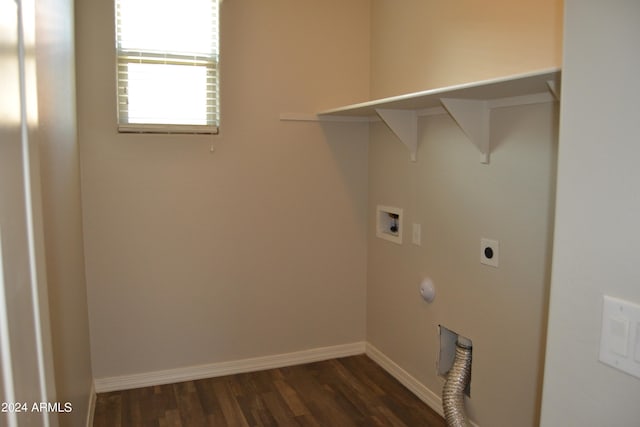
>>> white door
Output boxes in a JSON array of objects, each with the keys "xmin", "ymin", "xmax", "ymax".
[{"xmin": 0, "ymin": 0, "xmax": 58, "ymax": 425}]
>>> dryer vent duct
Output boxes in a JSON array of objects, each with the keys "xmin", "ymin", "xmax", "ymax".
[{"xmin": 442, "ymin": 337, "xmax": 472, "ymax": 427}]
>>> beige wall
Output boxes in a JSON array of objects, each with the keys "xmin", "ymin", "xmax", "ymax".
[
  {"xmin": 75, "ymin": 0, "xmax": 370, "ymax": 379},
  {"xmin": 370, "ymin": 0, "xmax": 563, "ymax": 98},
  {"xmin": 74, "ymin": 3, "xmax": 569, "ymax": 425},
  {"xmin": 36, "ymin": 0, "xmax": 94, "ymax": 424},
  {"xmin": 367, "ymin": 1, "xmax": 562, "ymax": 425},
  {"xmin": 541, "ymin": 1, "xmax": 640, "ymax": 425},
  {"xmin": 367, "ymin": 105, "xmax": 558, "ymax": 426}
]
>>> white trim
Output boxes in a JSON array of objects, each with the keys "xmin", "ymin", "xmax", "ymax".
[
  {"xmin": 318, "ymin": 67, "xmax": 560, "ymax": 116},
  {"xmin": 117, "ymin": 123, "xmax": 219, "ymax": 134},
  {"xmin": 94, "ymin": 342, "xmax": 366, "ymax": 393},
  {"xmin": 365, "ymin": 343, "xmax": 480, "ymax": 427},
  {"xmin": 281, "ymin": 92, "xmax": 555, "ymax": 125},
  {"xmin": 85, "ymin": 381, "xmax": 96, "ymax": 427},
  {"xmin": 92, "ymin": 341, "xmax": 480, "ymax": 425},
  {"xmin": 365, "ymin": 343, "xmax": 443, "ymax": 416},
  {"xmin": 0, "ymin": 227, "xmax": 17, "ymax": 427}
]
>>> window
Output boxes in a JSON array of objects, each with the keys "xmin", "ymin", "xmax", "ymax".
[{"xmin": 115, "ymin": 0, "xmax": 219, "ymax": 134}]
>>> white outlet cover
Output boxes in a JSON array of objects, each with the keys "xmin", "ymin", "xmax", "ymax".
[{"xmin": 480, "ymin": 238, "xmax": 499, "ymax": 267}]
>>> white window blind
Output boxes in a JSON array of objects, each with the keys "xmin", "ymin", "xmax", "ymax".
[{"xmin": 115, "ymin": 0, "xmax": 219, "ymax": 134}]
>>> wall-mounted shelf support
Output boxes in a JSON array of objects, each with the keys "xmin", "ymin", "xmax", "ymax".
[
  {"xmin": 546, "ymin": 80, "xmax": 560, "ymax": 101},
  {"xmin": 440, "ymin": 99, "xmax": 491, "ymax": 164},
  {"xmin": 282, "ymin": 68, "xmax": 561, "ymax": 165},
  {"xmin": 375, "ymin": 109, "xmax": 418, "ymax": 161}
]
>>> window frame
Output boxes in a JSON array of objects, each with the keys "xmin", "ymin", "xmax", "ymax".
[{"xmin": 114, "ymin": 0, "xmax": 220, "ymax": 135}]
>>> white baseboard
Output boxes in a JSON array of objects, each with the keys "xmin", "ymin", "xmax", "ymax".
[
  {"xmin": 93, "ymin": 341, "xmax": 478, "ymax": 426},
  {"xmin": 365, "ymin": 343, "xmax": 480, "ymax": 427},
  {"xmin": 365, "ymin": 343, "xmax": 445, "ymax": 416},
  {"xmin": 94, "ymin": 341, "xmax": 366, "ymax": 393},
  {"xmin": 85, "ymin": 380, "xmax": 96, "ymax": 427}
]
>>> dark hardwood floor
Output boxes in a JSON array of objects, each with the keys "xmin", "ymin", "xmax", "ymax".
[{"xmin": 93, "ymin": 354, "xmax": 447, "ymax": 427}]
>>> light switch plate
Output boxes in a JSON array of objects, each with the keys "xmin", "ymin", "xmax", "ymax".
[
  {"xmin": 412, "ymin": 223, "xmax": 421, "ymax": 246},
  {"xmin": 635, "ymin": 323, "xmax": 640, "ymax": 363},
  {"xmin": 599, "ymin": 295, "xmax": 640, "ymax": 379}
]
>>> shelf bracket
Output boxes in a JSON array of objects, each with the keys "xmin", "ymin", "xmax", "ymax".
[
  {"xmin": 440, "ymin": 98, "xmax": 491, "ymax": 164},
  {"xmin": 375, "ymin": 108, "xmax": 418, "ymax": 162},
  {"xmin": 546, "ymin": 79, "xmax": 560, "ymax": 101}
]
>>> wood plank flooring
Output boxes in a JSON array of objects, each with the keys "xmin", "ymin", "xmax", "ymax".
[{"xmin": 93, "ymin": 355, "xmax": 446, "ymax": 427}]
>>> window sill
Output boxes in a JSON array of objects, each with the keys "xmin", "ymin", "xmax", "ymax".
[{"xmin": 117, "ymin": 124, "xmax": 219, "ymax": 135}]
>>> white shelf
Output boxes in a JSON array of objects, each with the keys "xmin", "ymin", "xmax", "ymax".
[{"xmin": 317, "ymin": 68, "xmax": 561, "ymax": 163}]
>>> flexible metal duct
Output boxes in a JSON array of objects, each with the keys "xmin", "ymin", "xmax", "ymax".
[{"xmin": 442, "ymin": 338, "xmax": 472, "ymax": 427}]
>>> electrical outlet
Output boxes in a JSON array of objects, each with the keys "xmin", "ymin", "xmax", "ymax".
[{"xmin": 480, "ymin": 238, "xmax": 499, "ymax": 268}]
